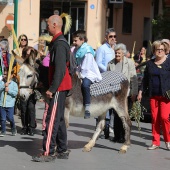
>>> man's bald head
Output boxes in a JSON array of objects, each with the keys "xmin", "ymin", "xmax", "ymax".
[
  {"xmin": 49, "ymin": 15, "xmax": 63, "ymax": 28},
  {"xmin": 47, "ymin": 15, "xmax": 63, "ymax": 36}
]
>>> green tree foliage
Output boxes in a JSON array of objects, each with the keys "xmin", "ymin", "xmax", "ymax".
[{"xmin": 152, "ymin": 8, "xmax": 170, "ymax": 39}]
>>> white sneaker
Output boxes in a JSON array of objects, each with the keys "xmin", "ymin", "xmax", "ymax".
[
  {"xmin": 12, "ymin": 129, "xmax": 17, "ymax": 136},
  {"xmin": 0, "ymin": 132, "xmax": 6, "ymax": 137},
  {"xmin": 109, "ymin": 127, "xmax": 113, "ymax": 133},
  {"xmin": 147, "ymin": 144, "xmax": 159, "ymax": 150},
  {"xmin": 165, "ymin": 142, "xmax": 170, "ymax": 150}
]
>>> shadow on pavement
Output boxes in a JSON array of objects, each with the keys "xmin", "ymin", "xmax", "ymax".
[
  {"xmin": 68, "ymin": 129, "xmax": 94, "ymax": 138},
  {"xmin": 0, "ymin": 137, "xmax": 42, "ymax": 156},
  {"xmin": 69, "ymin": 123, "xmax": 95, "ymax": 131},
  {"xmin": 68, "ymin": 140, "xmax": 119, "ymax": 152}
]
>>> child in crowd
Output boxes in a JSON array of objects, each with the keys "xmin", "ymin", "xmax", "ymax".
[
  {"xmin": 72, "ymin": 30, "xmax": 102, "ymax": 119},
  {"xmin": 0, "ymin": 68, "xmax": 18, "ymax": 137}
]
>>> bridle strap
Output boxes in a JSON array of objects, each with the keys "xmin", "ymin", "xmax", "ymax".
[{"xmin": 19, "ymin": 86, "xmax": 33, "ymax": 89}]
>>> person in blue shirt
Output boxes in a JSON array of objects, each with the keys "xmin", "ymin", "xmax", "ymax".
[
  {"xmin": 95, "ymin": 28, "xmax": 116, "ymax": 139},
  {"xmin": 96, "ymin": 28, "xmax": 116, "ymax": 72},
  {"xmin": 0, "ymin": 68, "xmax": 18, "ymax": 137}
]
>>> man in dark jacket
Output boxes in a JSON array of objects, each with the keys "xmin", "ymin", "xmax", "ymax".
[{"xmin": 32, "ymin": 14, "xmax": 72, "ymax": 162}]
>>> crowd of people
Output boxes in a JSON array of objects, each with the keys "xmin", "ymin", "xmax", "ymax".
[{"xmin": 0, "ymin": 14, "xmax": 170, "ymax": 162}]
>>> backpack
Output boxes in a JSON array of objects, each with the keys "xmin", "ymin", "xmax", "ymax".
[{"xmin": 57, "ymin": 39, "xmax": 77, "ymax": 76}]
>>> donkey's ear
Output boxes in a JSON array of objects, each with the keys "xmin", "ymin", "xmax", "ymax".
[{"xmin": 12, "ymin": 50, "xmax": 24, "ymax": 65}]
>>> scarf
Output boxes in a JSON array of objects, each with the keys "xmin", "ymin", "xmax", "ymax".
[{"xmin": 76, "ymin": 42, "xmax": 95, "ymax": 65}]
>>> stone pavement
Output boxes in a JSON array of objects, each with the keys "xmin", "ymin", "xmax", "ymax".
[{"xmin": 0, "ymin": 102, "xmax": 169, "ymax": 170}]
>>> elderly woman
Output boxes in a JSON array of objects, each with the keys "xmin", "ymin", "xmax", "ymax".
[
  {"xmin": 137, "ymin": 40, "xmax": 170, "ymax": 150},
  {"xmin": 107, "ymin": 43, "xmax": 138, "ymax": 143},
  {"xmin": 0, "ymin": 39, "xmax": 11, "ymax": 75}
]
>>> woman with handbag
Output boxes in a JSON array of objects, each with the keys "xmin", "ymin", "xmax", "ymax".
[{"xmin": 137, "ymin": 40, "xmax": 170, "ymax": 150}]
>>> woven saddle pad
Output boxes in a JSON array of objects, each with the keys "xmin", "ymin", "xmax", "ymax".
[{"xmin": 90, "ymin": 71, "xmax": 127, "ymax": 97}]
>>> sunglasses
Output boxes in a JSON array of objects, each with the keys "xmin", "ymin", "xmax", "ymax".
[
  {"xmin": 21, "ymin": 39, "xmax": 27, "ymax": 41},
  {"xmin": 156, "ymin": 49, "xmax": 164, "ymax": 52},
  {"xmin": 109, "ymin": 35, "xmax": 117, "ymax": 39}
]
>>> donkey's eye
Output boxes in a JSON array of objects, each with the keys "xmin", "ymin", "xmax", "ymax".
[{"xmin": 27, "ymin": 74, "xmax": 33, "ymax": 78}]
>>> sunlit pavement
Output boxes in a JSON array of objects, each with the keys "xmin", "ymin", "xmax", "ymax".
[{"xmin": 0, "ymin": 102, "xmax": 169, "ymax": 170}]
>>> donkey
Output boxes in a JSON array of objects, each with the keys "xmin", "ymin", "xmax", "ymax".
[{"xmin": 13, "ymin": 49, "xmax": 132, "ymax": 154}]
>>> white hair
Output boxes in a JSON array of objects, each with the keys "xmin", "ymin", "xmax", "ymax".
[
  {"xmin": 114, "ymin": 43, "xmax": 127, "ymax": 55},
  {"xmin": 0, "ymin": 40, "xmax": 9, "ymax": 51}
]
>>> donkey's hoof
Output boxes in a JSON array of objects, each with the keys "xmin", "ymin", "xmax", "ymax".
[
  {"xmin": 65, "ymin": 123, "xmax": 69, "ymax": 128},
  {"xmin": 119, "ymin": 145, "xmax": 129, "ymax": 154},
  {"xmin": 82, "ymin": 146, "xmax": 91, "ymax": 152},
  {"xmin": 118, "ymin": 149, "xmax": 127, "ymax": 154}
]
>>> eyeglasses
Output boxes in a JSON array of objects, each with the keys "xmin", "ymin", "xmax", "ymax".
[
  {"xmin": 156, "ymin": 49, "xmax": 164, "ymax": 52},
  {"xmin": 21, "ymin": 39, "xmax": 27, "ymax": 41},
  {"xmin": 109, "ymin": 35, "xmax": 117, "ymax": 39}
]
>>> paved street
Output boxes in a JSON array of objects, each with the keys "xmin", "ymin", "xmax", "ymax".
[{"xmin": 0, "ymin": 102, "xmax": 169, "ymax": 170}]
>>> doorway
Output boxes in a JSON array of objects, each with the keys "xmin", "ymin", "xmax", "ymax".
[
  {"xmin": 143, "ymin": 17, "xmax": 151, "ymax": 54},
  {"xmin": 40, "ymin": 1, "xmax": 86, "ymax": 44}
]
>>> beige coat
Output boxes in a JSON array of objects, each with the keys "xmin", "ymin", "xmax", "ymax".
[{"xmin": 107, "ymin": 57, "xmax": 138, "ymax": 96}]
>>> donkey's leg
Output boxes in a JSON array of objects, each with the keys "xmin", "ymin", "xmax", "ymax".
[
  {"xmin": 119, "ymin": 116, "xmax": 132, "ymax": 154},
  {"xmin": 64, "ymin": 108, "xmax": 70, "ymax": 128},
  {"xmin": 83, "ymin": 114, "xmax": 106, "ymax": 152}
]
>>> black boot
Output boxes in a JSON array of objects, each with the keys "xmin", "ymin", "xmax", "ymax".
[
  {"xmin": 104, "ymin": 119, "xmax": 110, "ymax": 139},
  {"xmin": 28, "ymin": 127, "xmax": 34, "ymax": 136},
  {"xmin": 20, "ymin": 128, "xmax": 27, "ymax": 135},
  {"xmin": 104, "ymin": 125, "xmax": 109, "ymax": 139}
]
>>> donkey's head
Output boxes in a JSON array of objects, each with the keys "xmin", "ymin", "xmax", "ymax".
[
  {"xmin": 12, "ymin": 47, "xmax": 39, "ymax": 101},
  {"xmin": 18, "ymin": 64, "xmax": 38, "ymax": 101},
  {"xmin": 12, "ymin": 46, "xmax": 38, "ymax": 67}
]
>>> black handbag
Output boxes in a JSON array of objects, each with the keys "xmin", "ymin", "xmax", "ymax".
[{"xmin": 165, "ymin": 90, "xmax": 170, "ymax": 100}]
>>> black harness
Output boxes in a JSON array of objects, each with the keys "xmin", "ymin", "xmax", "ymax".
[{"xmin": 19, "ymin": 85, "xmax": 34, "ymax": 89}]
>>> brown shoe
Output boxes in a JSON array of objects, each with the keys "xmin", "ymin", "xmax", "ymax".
[
  {"xmin": 147, "ymin": 144, "xmax": 159, "ymax": 150},
  {"xmin": 165, "ymin": 142, "xmax": 170, "ymax": 150}
]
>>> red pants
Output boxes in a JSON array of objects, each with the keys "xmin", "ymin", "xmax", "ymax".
[{"xmin": 150, "ymin": 96, "xmax": 170, "ymax": 146}]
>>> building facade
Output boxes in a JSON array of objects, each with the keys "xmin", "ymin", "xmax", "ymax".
[{"xmin": 0, "ymin": 0, "xmax": 157, "ymax": 54}]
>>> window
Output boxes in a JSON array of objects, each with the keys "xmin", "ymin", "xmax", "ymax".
[
  {"xmin": 122, "ymin": 2, "xmax": 133, "ymax": 34},
  {"xmin": 108, "ymin": 0, "xmax": 123, "ymax": 3}
]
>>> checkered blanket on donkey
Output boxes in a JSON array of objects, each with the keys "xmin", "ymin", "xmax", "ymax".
[{"xmin": 90, "ymin": 71, "xmax": 127, "ymax": 96}]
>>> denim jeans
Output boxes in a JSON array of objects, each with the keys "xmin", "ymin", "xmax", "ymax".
[
  {"xmin": 81, "ymin": 77, "xmax": 92, "ymax": 105},
  {"xmin": 0, "ymin": 106, "xmax": 15, "ymax": 132}
]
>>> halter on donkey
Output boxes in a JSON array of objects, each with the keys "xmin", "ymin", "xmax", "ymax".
[{"xmin": 12, "ymin": 47, "xmax": 39, "ymax": 101}]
